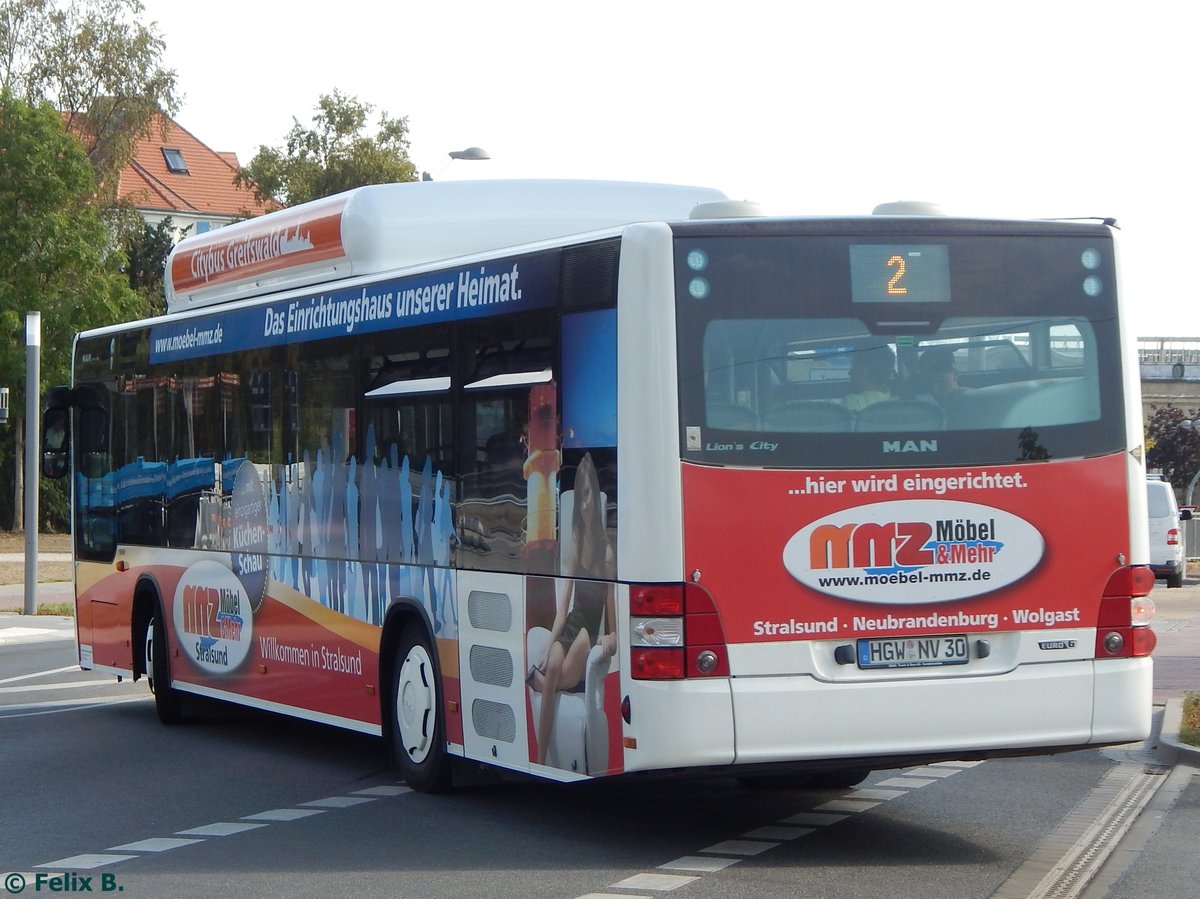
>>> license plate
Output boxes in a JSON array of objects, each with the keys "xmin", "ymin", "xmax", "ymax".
[{"xmin": 857, "ymin": 634, "xmax": 970, "ymax": 669}]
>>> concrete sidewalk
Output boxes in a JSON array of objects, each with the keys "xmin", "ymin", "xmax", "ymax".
[
  {"xmin": 0, "ymin": 579, "xmax": 74, "ymax": 613},
  {"xmin": 1146, "ymin": 578, "xmax": 1200, "ymax": 763}
]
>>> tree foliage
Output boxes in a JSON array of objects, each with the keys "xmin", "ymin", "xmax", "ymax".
[
  {"xmin": 0, "ymin": 0, "xmax": 177, "ymax": 530},
  {"xmin": 0, "ymin": 0, "xmax": 178, "ymax": 199},
  {"xmin": 237, "ymin": 90, "xmax": 418, "ymax": 206},
  {"xmin": 0, "ymin": 89, "xmax": 152, "ymax": 528},
  {"xmin": 111, "ymin": 209, "xmax": 183, "ymax": 309},
  {"xmin": 1145, "ymin": 404, "xmax": 1200, "ymax": 495}
]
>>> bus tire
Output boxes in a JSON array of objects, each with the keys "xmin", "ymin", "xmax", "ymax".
[
  {"xmin": 390, "ymin": 622, "xmax": 451, "ymax": 792},
  {"xmin": 146, "ymin": 608, "xmax": 184, "ymax": 724},
  {"xmin": 1167, "ymin": 569, "xmax": 1184, "ymax": 588}
]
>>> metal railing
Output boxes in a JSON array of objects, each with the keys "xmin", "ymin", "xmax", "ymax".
[{"xmin": 1138, "ymin": 337, "xmax": 1200, "ymax": 366}]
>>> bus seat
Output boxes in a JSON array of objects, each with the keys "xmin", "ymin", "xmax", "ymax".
[
  {"xmin": 706, "ymin": 402, "xmax": 759, "ymax": 430},
  {"xmin": 1002, "ymin": 379, "xmax": 1098, "ymax": 428},
  {"xmin": 763, "ymin": 401, "xmax": 853, "ymax": 433},
  {"xmin": 854, "ymin": 399, "xmax": 946, "ymax": 432}
]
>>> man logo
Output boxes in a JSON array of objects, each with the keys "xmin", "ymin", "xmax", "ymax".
[{"xmin": 883, "ymin": 439, "xmax": 938, "ymax": 453}]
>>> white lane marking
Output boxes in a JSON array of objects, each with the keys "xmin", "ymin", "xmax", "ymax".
[
  {"xmin": 0, "ymin": 665, "xmax": 77, "ymax": 684},
  {"xmin": 36, "ymin": 855, "xmax": 136, "ymax": 870},
  {"xmin": 300, "ymin": 796, "xmax": 378, "ymax": 808},
  {"xmin": 814, "ymin": 798, "xmax": 882, "ymax": 813},
  {"xmin": 0, "ymin": 696, "xmax": 147, "ymax": 718},
  {"xmin": 876, "ymin": 776, "xmax": 938, "ymax": 788},
  {"xmin": 612, "ymin": 872, "xmax": 699, "ymax": 891},
  {"xmin": 699, "ymin": 839, "xmax": 779, "ymax": 856},
  {"xmin": 0, "ymin": 680, "xmax": 129, "ymax": 694},
  {"xmin": 742, "ymin": 825, "xmax": 813, "ymax": 840},
  {"xmin": 31, "ymin": 781, "xmax": 413, "ymax": 874},
  {"xmin": 241, "ymin": 808, "xmax": 327, "ymax": 822},
  {"xmin": 0, "ymin": 628, "xmax": 73, "ymax": 645},
  {"xmin": 176, "ymin": 822, "xmax": 267, "ymax": 837},
  {"xmin": 658, "ymin": 856, "xmax": 740, "ymax": 873},
  {"xmin": 904, "ymin": 766, "xmax": 962, "ymax": 778},
  {"xmin": 352, "ymin": 785, "xmax": 412, "ymax": 797},
  {"xmin": 581, "ymin": 761, "xmax": 985, "ymax": 899},
  {"xmin": 845, "ymin": 787, "xmax": 908, "ymax": 801},
  {"xmin": 108, "ymin": 838, "xmax": 203, "ymax": 852},
  {"xmin": 779, "ymin": 811, "xmax": 849, "ymax": 826}
]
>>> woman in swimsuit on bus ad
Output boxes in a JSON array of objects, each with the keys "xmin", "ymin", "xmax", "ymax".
[{"xmin": 528, "ymin": 452, "xmax": 616, "ymax": 767}]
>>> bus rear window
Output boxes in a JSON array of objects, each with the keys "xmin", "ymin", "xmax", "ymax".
[
  {"xmin": 701, "ymin": 317, "xmax": 1100, "ymax": 433},
  {"xmin": 675, "ymin": 229, "xmax": 1126, "ymax": 468}
]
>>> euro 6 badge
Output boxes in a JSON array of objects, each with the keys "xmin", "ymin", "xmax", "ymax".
[{"xmin": 783, "ymin": 499, "xmax": 1044, "ymax": 603}]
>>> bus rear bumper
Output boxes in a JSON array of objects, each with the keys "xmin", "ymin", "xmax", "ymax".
[{"xmin": 727, "ymin": 658, "xmax": 1152, "ymax": 766}]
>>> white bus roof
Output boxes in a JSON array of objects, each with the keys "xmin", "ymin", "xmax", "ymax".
[{"xmin": 164, "ymin": 179, "xmax": 729, "ymax": 313}]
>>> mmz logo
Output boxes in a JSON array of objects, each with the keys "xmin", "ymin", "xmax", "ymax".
[
  {"xmin": 809, "ymin": 516, "xmax": 999, "ymax": 569},
  {"xmin": 782, "ymin": 499, "xmax": 1044, "ymax": 604}
]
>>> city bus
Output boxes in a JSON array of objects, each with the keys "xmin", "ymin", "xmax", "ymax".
[{"xmin": 42, "ymin": 180, "xmax": 1155, "ymax": 792}]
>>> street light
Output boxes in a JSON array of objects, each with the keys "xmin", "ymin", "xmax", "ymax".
[
  {"xmin": 449, "ymin": 146, "xmax": 490, "ymax": 161},
  {"xmin": 421, "ymin": 146, "xmax": 491, "ymax": 181}
]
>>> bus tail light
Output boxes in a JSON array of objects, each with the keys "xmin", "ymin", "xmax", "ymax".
[
  {"xmin": 1096, "ymin": 567, "xmax": 1156, "ymax": 659},
  {"xmin": 1167, "ymin": 528, "xmax": 1180, "ymax": 546},
  {"xmin": 629, "ymin": 583, "xmax": 729, "ymax": 679}
]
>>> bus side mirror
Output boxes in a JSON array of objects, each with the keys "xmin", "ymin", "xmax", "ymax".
[
  {"xmin": 1181, "ymin": 508, "xmax": 1194, "ymax": 522},
  {"xmin": 41, "ymin": 387, "xmax": 72, "ymax": 480}
]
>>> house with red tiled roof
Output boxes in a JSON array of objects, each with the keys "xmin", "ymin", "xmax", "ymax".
[{"xmin": 116, "ymin": 112, "xmax": 278, "ymax": 237}]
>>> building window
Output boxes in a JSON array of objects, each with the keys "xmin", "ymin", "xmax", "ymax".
[{"xmin": 162, "ymin": 147, "xmax": 189, "ymax": 174}]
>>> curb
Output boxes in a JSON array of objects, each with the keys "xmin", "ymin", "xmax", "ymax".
[{"xmin": 1158, "ymin": 697, "xmax": 1200, "ymax": 766}]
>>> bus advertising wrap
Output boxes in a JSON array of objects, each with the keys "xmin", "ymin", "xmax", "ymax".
[
  {"xmin": 682, "ymin": 453, "xmax": 1129, "ymax": 643},
  {"xmin": 151, "ymin": 251, "xmax": 560, "ymax": 363},
  {"xmin": 169, "ymin": 195, "xmax": 349, "ymax": 296}
]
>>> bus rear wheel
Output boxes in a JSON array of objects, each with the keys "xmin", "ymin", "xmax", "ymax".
[
  {"xmin": 390, "ymin": 623, "xmax": 451, "ymax": 793},
  {"xmin": 146, "ymin": 610, "xmax": 184, "ymax": 724}
]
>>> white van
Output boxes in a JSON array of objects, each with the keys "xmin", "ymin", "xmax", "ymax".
[{"xmin": 1147, "ymin": 476, "xmax": 1191, "ymax": 588}]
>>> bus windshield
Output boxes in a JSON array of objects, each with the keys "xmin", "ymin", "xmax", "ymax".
[{"xmin": 674, "ymin": 226, "xmax": 1126, "ymax": 468}]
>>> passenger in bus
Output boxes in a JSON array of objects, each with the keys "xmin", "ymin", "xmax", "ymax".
[
  {"xmin": 527, "ymin": 452, "xmax": 616, "ymax": 767},
  {"xmin": 916, "ymin": 347, "xmax": 964, "ymax": 404},
  {"xmin": 842, "ymin": 345, "xmax": 895, "ymax": 412}
]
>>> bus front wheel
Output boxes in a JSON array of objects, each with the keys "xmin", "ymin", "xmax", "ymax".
[
  {"xmin": 390, "ymin": 623, "xmax": 451, "ymax": 792},
  {"xmin": 146, "ymin": 609, "xmax": 184, "ymax": 724}
]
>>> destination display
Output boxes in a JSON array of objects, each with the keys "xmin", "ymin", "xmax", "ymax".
[{"xmin": 849, "ymin": 244, "xmax": 951, "ymax": 304}]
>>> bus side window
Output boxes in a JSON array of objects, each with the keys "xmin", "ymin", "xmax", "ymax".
[
  {"xmin": 459, "ymin": 318, "xmax": 555, "ymax": 575},
  {"xmin": 76, "ymin": 399, "xmax": 117, "ymax": 560}
]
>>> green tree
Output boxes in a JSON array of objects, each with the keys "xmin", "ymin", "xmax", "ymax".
[
  {"xmin": 1145, "ymin": 404, "xmax": 1200, "ymax": 494},
  {"xmin": 112, "ymin": 211, "xmax": 184, "ymax": 309},
  {"xmin": 0, "ymin": 0, "xmax": 179, "ymax": 199},
  {"xmin": 0, "ymin": 89, "xmax": 151, "ymax": 530},
  {"xmin": 238, "ymin": 90, "xmax": 418, "ymax": 206}
]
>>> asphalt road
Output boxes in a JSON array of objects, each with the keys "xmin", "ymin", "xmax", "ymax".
[{"xmin": 1, "ymin": 617, "xmax": 1197, "ymax": 899}]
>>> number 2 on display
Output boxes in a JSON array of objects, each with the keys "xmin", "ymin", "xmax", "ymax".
[{"xmin": 887, "ymin": 254, "xmax": 908, "ymax": 295}]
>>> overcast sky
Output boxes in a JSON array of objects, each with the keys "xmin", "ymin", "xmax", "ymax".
[{"xmin": 137, "ymin": 0, "xmax": 1195, "ymax": 338}]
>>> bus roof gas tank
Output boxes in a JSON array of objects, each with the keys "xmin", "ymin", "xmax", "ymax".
[
  {"xmin": 689, "ymin": 199, "xmax": 764, "ymax": 219},
  {"xmin": 872, "ymin": 200, "xmax": 946, "ymax": 216},
  {"xmin": 165, "ymin": 180, "xmax": 728, "ymax": 313}
]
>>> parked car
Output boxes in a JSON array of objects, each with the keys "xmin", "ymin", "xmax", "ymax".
[{"xmin": 1147, "ymin": 476, "xmax": 1192, "ymax": 588}]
